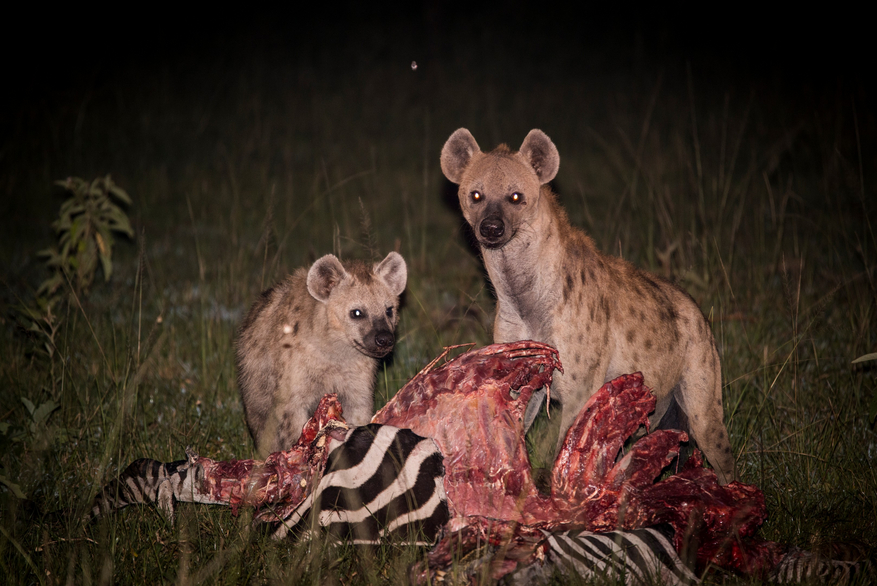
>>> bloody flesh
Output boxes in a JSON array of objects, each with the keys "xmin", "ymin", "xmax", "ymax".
[{"xmin": 374, "ymin": 342, "xmax": 785, "ymax": 581}]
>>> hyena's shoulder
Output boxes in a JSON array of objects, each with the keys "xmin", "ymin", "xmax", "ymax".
[{"xmin": 237, "ymin": 269, "xmax": 315, "ymax": 343}]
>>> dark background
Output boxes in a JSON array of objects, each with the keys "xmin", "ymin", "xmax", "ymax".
[
  {"xmin": 3, "ymin": 3, "xmax": 871, "ymax": 253},
  {"xmin": 5, "ymin": 3, "xmax": 869, "ymax": 109}
]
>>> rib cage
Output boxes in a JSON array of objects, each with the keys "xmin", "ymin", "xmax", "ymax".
[{"xmin": 271, "ymin": 424, "xmax": 449, "ymax": 545}]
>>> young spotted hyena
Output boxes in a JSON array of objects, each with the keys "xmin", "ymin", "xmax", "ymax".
[
  {"xmin": 236, "ymin": 252, "xmax": 407, "ymax": 457},
  {"xmin": 441, "ymin": 128, "xmax": 736, "ymax": 484}
]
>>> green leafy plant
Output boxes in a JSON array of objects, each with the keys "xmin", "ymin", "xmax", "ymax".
[
  {"xmin": 13, "ymin": 176, "xmax": 134, "ymax": 398},
  {"xmin": 0, "ymin": 399, "xmax": 63, "ymax": 499},
  {"xmin": 14, "ymin": 297, "xmax": 60, "ymax": 362},
  {"xmin": 38, "ymin": 175, "xmax": 134, "ymax": 297},
  {"xmin": 37, "ymin": 175, "xmax": 134, "ymax": 297},
  {"xmin": 0, "ymin": 423, "xmax": 26, "ymax": 499},
  {"xmin": 20, "ymin": 397, "xmax": 61, "ymax": 452}
]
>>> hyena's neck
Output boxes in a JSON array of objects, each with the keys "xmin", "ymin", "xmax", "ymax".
[{"xmin": 483, "ymin": 189, "xmax": 570, "ymax": 341}]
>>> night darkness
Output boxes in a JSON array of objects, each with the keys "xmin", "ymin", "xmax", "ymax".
[
  {"xmin": 5, "ymin": 4, "xmax": 870, "ymax": 108},
  {"xmin": 4, "ymin": 3, "xmax": 872, "ymax": 236}
]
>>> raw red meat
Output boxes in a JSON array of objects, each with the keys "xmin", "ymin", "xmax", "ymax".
[
  {"xmin": 187, "ymin": 394, "xmax": 349, "ymax": 522},
  {"xmin": 374, "ymin": 341, "xmax": 785, "ymax": 582},
  {"xmin": 374, "ymin": 341, "xmax": 561, "ymax": 529}
]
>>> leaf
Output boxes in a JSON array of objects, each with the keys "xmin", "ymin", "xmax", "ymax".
[
  {"xmin": 107, "ymin": 208, "xmax": 134, "ymax": 236},
  {"xmin": 37, "ymin": 246, "xmax": 59, "ymax": 260},
  {"xmin": 31, "ymin": 400, "xmax": 59, "ymax": 427},
  {"xmin": 70, "ymin": 216, "xmax": 84, "ymax": 242},
  {"xmin": 37, "ymin": 272, "xmax": 63, "ymax": 297},
  {"xmin": 0, "ymin": 475, "xmax": 26, "ymax": 499},
  {"xmin": 100, "ymin": 248, "xmax": 113, "ymax": 282},
  {"xmin": 21, "ymin": 397, "xmax": 35, "ymax": 415},
  {"xmin": 852, "ymin": 352, "xmax": 877, "ymax": 364},
  {"xmin": 108, "ymin": 184, "xmax": 132, "ymax": 205}
]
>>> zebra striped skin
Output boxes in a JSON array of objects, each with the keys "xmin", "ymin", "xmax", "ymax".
[
  {"xmin": 87, "ymin": 424, "xmax": 448, "ymax": 547},
  {"xmin": 86, "ymin": 451, "xmax": 222, "ymax": 525},
  {"xmin": 771, "ymin": 548, "xmax": 876, "ymax": 585},
  {"xmin": 271, "ymin": 424, "xmax": 449, "ymax": 545},
  {"xmin": 505, "ymin": 527, "xmax": 700, "ymax": 586}
]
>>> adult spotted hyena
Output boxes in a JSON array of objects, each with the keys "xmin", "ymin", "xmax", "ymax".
[
  {"xmin": 440, "ymin": 128, "xmax": 735, "ymax": 484},
  {"xmin": 236, "ymin": 252, "xmax": 407, "ymax": 457}
]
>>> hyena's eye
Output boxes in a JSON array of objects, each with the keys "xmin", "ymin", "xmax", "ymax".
[
  {"xmin": 509, "ymin": 192, "xmax": 524, "ymax": 204},
  {"xmin": 385, "ymin": 307, "xmax": 394, "ymax": 318},
  {"xmin": 349, "ymin": 309, "xmax": 365, "ymax": 319},
  {"xmin": 470, "ymin": 191, "xmax": 482, "ymax": 202}
]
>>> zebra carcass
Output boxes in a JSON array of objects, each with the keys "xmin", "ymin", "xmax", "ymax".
[
  {"xmin": 87, "ymin": 394, "xmax": 449, "ymax": 545},
  {"xmin": 374, "ymin": 341, "xmax": 872, "ymax": 585},
  {"xmin": 90, "ymin": 342, "xmax": 872, "ymax": 584}
]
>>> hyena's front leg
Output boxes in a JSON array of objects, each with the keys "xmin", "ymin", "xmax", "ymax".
[
  {"xmin": 494, "ymin": 311, "xmax": 543, "ymax": 430},
  {"xmin": 340, "ymin": 398, "xmax": 373, "ymax": 428},
  {"xmin": 552, "ymin": 374, "xmax": 601, "ymax": 453},
  {"xmin": 523, "ymin": 388, "xmax": 548, "ymax": 432},
  {"xmin": 265, "ymin": 404, "xmax": 311, "ymax": 457},
  {"xmin": 551, "ymin": 338, "xmax": 614, "ymax": 452}
]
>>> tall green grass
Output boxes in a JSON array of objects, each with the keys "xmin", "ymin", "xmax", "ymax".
[{"xmin": 1, "ymin": 24, "xmax": 874, "ymax": 585}]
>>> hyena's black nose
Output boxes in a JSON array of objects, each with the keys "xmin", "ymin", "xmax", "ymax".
[
  {"xmin": 480, "ymin": 217, "xmax": 505, "ymax": 240},
  {"xmin": 374, "ymin": 331, "xmax": 395, "ymax": 349}
]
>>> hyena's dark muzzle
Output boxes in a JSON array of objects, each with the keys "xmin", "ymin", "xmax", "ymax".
[
  {"xmin": 360, "ymin": 323, "xmax": 396, "ymax": 358},
  {"xmin": 477, "ymin": 215, "xmax": 510, "ymax": 249},
  {"xmin": 479, "ymin": 216, "xmax": 504, "ymax": 239},
  {"xmin": 473, "ymin": 200, "xmax": 514, "ymax": 249}
]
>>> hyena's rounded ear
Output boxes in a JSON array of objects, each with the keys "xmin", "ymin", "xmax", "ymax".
[
  {"xmin": 519, "ymin": 129, "xmax": 560, "ymax": 184},
  {"xmin": 440, "ymin": 128, "xmax": 481, "ymax": 184},
  {"xmin": 307, "ymin": 254, "xmax": 348, "ymax": 302},
  {"xmin": 374, "ymin": 251, "xmax": 407, "ymax": 297}
]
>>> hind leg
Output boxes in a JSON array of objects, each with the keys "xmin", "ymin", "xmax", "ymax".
[
  {"xmin": 677, "ymin": 364, "xmax": 736, "ymax": 485},
  {"xmin": 652, "ymin": 394, "xmax": 697, "ymax": 471}
]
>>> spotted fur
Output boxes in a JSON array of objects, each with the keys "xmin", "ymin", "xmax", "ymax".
[
  {"xmin": 237, "ymin": 252, "xmax": 407, "ymax": 457},
  {"xmin": 441, "ymin": 128, "xmax": 735, "ymax": 484}
]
